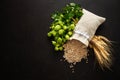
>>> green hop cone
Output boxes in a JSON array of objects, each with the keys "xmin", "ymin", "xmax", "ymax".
[
  {"xmin": 52, "ymin": 41, "xmax": 56, "ymax": 46},
  {"xmin": 65, "ymin": 35, "xmax": 70, "ymax": 40},
  {"xmin": 58, "ymin": 21, "xmax": 64, "ymax": 26},
  {"xmin": 58, "ymin": 29, "xmax": 64, "ymax": 35},
  {"xmin": 54, "ymin": 25, "xmax": 61, "ymax": 30},
  {"xmin": 68, "ymin": 31, "xmax": 73, "ymax": 36},
  {"xmin": 57, "ymin": 37, "xmax": 62, "ymax": 44},
  {"xmin": 63, "ymin": 25, "xmax": 67, "ymax": 30},
  {"xmin": 59, "ymin": 47, "xmax": 63, "ymax": 51},
  {"xmin": 55, "ymin": 46, "xmax": 59, "ymax": 51},
  {"xmin": 51, "ymin": 30, "xmax": 57, "ymax": 36},
  {"xmin": 47, "ymin": 32, "xmax": 52, "ymax": 37},
  {"xmin": 69, "ymin": 24, "xmax": 75, "ymax": 30}
]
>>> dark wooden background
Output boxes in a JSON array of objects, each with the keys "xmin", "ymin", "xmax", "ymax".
[{"xmin": 1, "ymin": 0, "xmax": 120, "ymax": 80}]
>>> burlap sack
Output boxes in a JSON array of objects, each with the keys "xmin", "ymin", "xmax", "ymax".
[{"xmin": 70, "ymin": 9, "xmax": 106, "ymax": 46}]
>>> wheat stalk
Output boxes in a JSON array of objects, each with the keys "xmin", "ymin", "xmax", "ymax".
[{"xmin": 89, "ymin": 35, "xmax": 112, "ymax": 69}]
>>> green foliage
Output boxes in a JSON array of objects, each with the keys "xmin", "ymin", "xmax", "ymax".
[{"xmin": 47, "ymin": 3, "xmax": 83, "ymax": 51}]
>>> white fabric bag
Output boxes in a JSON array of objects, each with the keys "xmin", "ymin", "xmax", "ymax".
[{"xmin": 70, "ymin": 9, "xmax": 106, "ymax": 46}]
